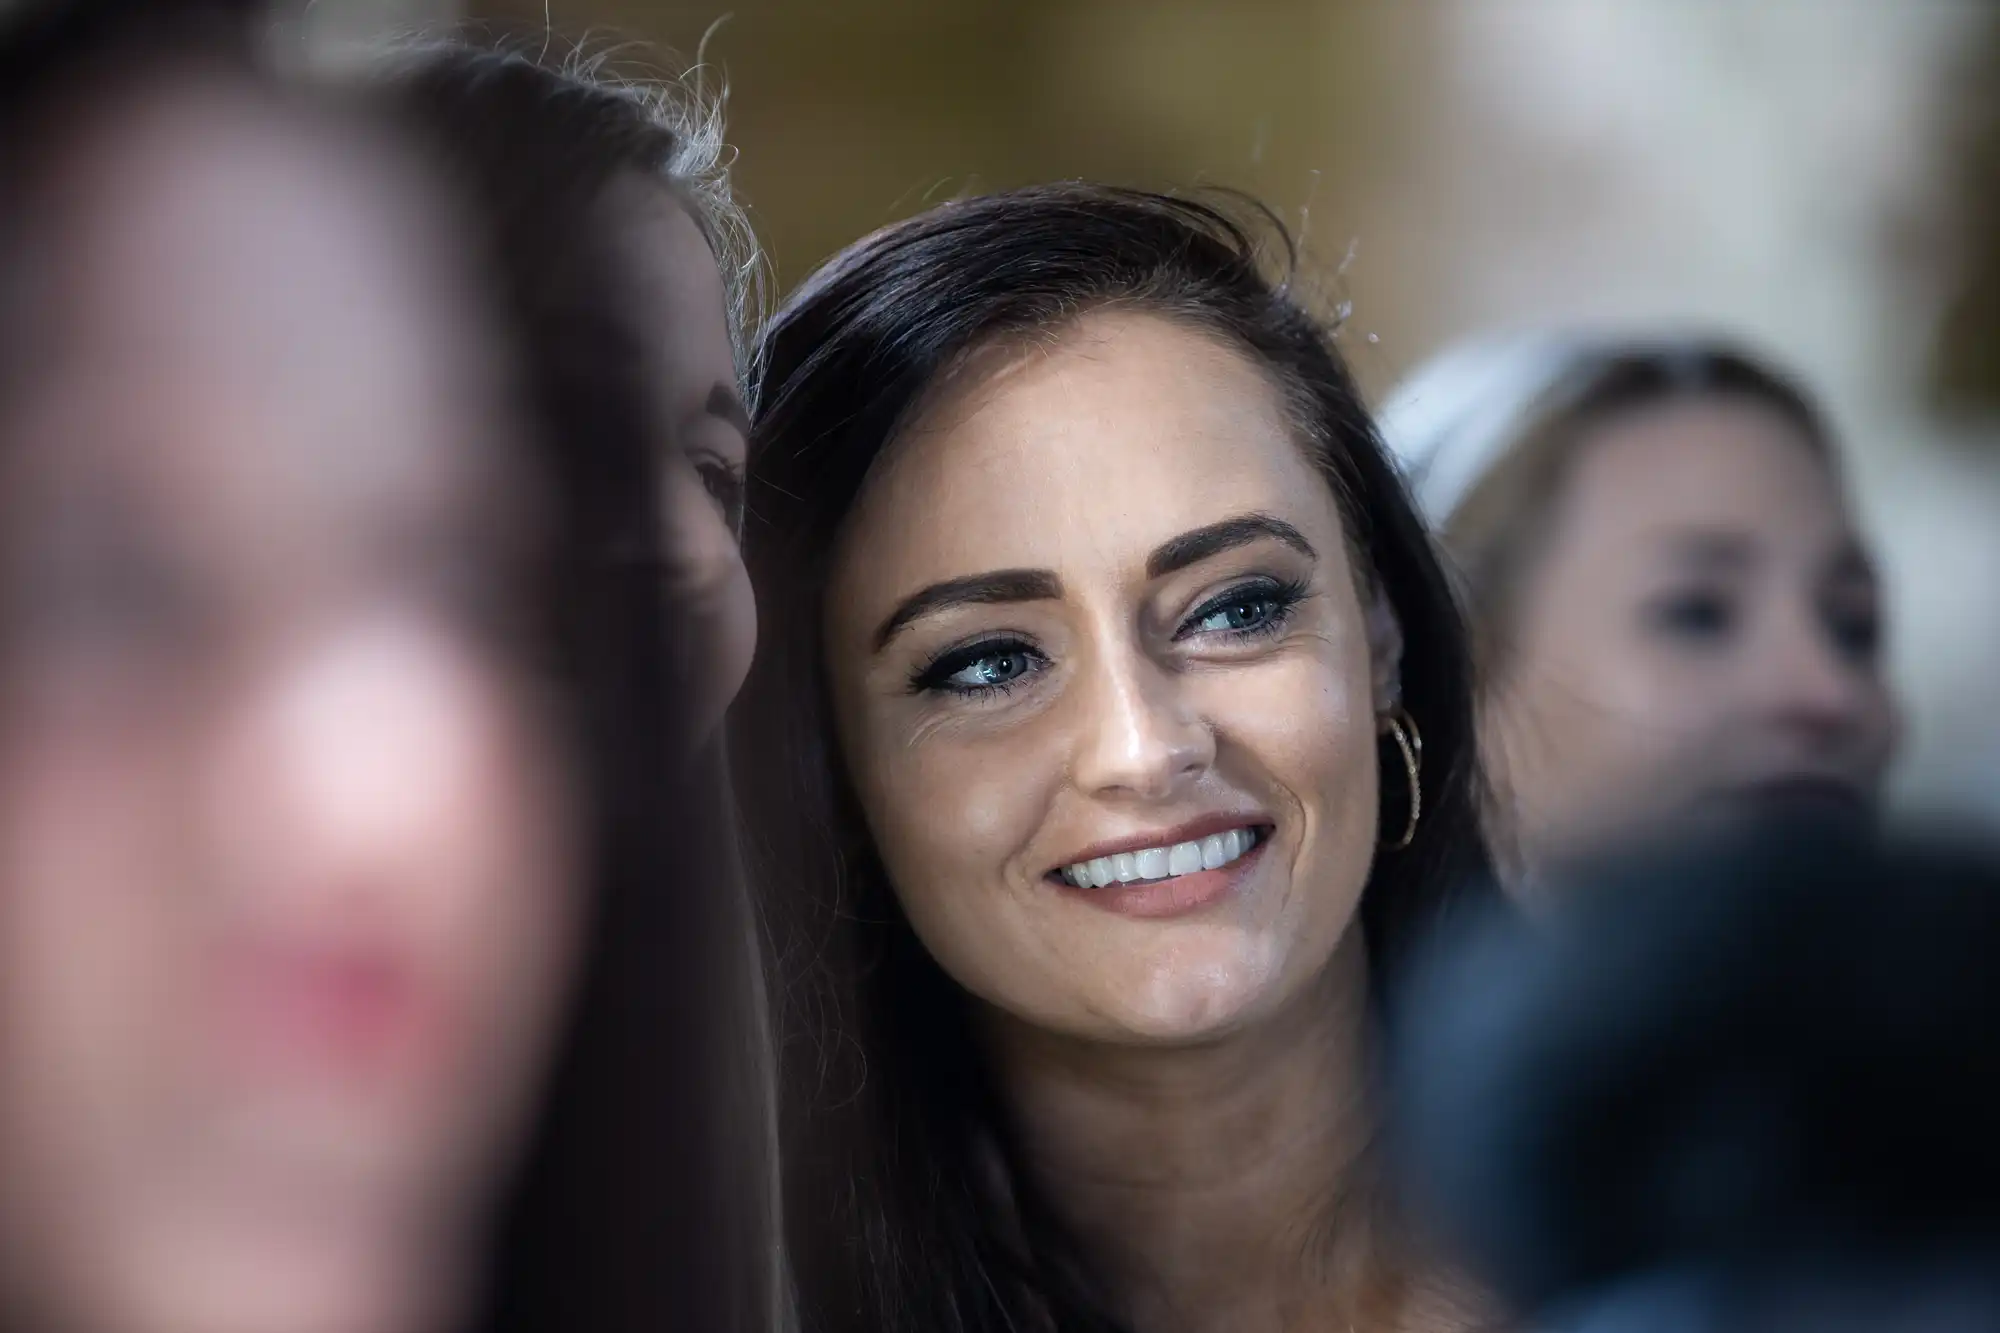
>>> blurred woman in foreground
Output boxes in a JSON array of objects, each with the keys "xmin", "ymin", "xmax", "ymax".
[
  {"xmin": 1378, "ymin": 334, "xmax": 1903, "ymax": 894},
  {"xmin": 0, "ymin": 6, "xmax": 775, "ymax": 1333}
]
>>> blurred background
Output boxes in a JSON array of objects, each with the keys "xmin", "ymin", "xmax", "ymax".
[{"xmin": 328, "ymin": 0, "xmax": 1999, "ymax": 826}]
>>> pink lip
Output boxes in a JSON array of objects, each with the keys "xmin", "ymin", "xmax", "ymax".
[
  {"xmin": 217, "ymin": 937, "xmax": 450, "ymax": 1088},
  {"xmin": 1048, "ymin": 812, "xmax": 1273, "ymax": 875},
  {"xmin": 1056, "ymin": 836, "xmax": 1270, "ymax": 920}
]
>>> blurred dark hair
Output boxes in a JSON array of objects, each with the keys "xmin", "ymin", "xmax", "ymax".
[
  {"xmin": 734, "ymin": 183, "xmax": 1495, "ymax": 1333},
  {"xmin": 377, "ymin": 39, "xmax": 762, "ymax": 375},
  {"xmin": 375, "ymin": 42, "xmax": 787, "ymax": 1333},
  {"xmin": 0, "ymin": 0, "xmax": 263, "ymax": 100},
  {"xmin": 0, "ymin": 0, "xmax": 268, "ymax": 206},
  {"xmin": 1442, "ymin": 343, "xmax": 1839, "ymax": 673}
]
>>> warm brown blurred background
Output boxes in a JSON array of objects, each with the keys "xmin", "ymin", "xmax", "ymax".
[
  {"xmin": 468, "ymin": 0, "xmax": 1444, "ymax": 396},
  {"xmin": 337, "ymin": 0, "xmax": 2000, "ymax": 824}
]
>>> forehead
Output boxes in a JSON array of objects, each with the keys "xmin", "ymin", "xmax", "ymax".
[
  {"xmin": 44, "ymin": 79, "xmax": 467, "ymax": 362},
  {"xmin": 606, "ymin": 177, "xmax": 740, "ymax": 439},
  {"xmin": 608, "ymin": 176, "xmax": 729, "ymax": 329},
  {"xmin": 830, "ymin": 310, "xmax": 1348, "ymax": 614},
  {"xmin": 1553, "ymin": 398, "xmax": 1854, "ymax": 556},
  {"xmin": 17, "ymin": 78, "xmax": 510, "ymax": 514}
]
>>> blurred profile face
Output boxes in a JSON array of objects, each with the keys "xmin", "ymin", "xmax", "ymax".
[
  {"xmin": 1485, "ymin": 397, "xmax": 1901, "ymax": 883},
  {"xmin": 824, "ymin": 311, "xmax": 1401, "ymax": 1046},
  {"xmin": 0, "ymin": 74, "xmax": 583, "ymax": 1333},
  {"xmin": 609, "ymin": 175, "xmax": 754, "ymax": 741}
]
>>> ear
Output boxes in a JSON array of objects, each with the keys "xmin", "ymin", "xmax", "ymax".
[{"xmin": 1365, "ymin": 580, "xmax": 1405, "ymax": 718}]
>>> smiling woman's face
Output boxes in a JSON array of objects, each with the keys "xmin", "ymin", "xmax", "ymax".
[{"xmin": 822, "ymin": 310, "xmax": 1401, "ymax": 1044}]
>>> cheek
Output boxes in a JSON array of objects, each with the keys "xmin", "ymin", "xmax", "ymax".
[
  {"xmin": 388, "ymin": 691, "xmax": 584, "ymax": 1080},
  {"xmin": 699, "ymin": 559, "xmax": 757, "ymax": 725},
  {"xmin": 1488, "ymin": 635, "xmax": 1742, "ymax": 859},
  {"xmin": 1862, "ymin": 685, "xmax": 1904, "ymax": 767},
  {"xmin": 1226, "ymin": 650, "xmax": 1372, "ymax": 785},
  {"xmin": 664, "ymin": 491, "xmax": 757, "ymax": 729},
  {"xmin": 861, "ymin": 725, "xmax": 1047, "ymax": 917},
  {"xmin": 0, "ymin": 726, "xmax": 195, "ymax": 1216},
  {"xmin": 1504, "ymin": 579, "xmax": 1732, "ymax": 767},
  {"xmin": 662, "ymin": 469, "xmax": 743, "ymax": 597},
  {"xmin": 0, "ymin": 720, "xmax": 191, "ymax": 994},
  {"xmin": 1215, "ymin": 648, "xmax": 1380, "ymax": 912},
  {"xmin": 845, "ymin": 711, "xmax": 1065, "ymax": 996}
]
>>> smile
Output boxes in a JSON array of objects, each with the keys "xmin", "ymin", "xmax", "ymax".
[{"xmin": 1057, "ymin": 826, "xmax": 1266, "ymax": 889}]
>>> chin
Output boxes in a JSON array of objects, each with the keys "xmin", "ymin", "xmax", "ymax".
[
  {"xmin": 1677, "ymin": 777, "xmax": 1877, "ymax": 838},
  {"xmin": 105, "ymin": 1228, "xmax": 438, "ymax": 1333},
  {"xmin": 1091, "ymin": 938, "xmax": 1293, "ymax": 1044}
]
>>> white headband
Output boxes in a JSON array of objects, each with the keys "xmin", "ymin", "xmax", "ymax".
[
  {"xmin": 1376, "ymin": 327, "xmax": 1772, "ymax": 529},
  {"xmin": 1374, "ymin": 331, "xmax": 1606, "ymax": 529}
]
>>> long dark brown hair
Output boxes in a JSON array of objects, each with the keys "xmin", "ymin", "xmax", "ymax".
[
  {"xmin": 734, "ymin": 183, "xmax": 1495, "ymax": 1333},
  {"xmin": 374, "ymin": 44, "xmax": 787, "ymax": 1333}
]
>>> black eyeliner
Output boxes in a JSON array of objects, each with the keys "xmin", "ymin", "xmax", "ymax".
[
  {"xmin": 1176, "ymin": 574, "xmax": 1311, "ymax": 641},
  {"xmin": 908, "ymin": 634, "xmax": 1045, "ymax": 696}
]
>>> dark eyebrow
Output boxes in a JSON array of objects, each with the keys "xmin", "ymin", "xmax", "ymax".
[
  {"xmin": 1146, "ymin": 513, "xmax": 1316, "ymax": 580},
  {"xmin": 873, "ymin": 569, "xmax": 1062, "ymax": 651},
  {"xmin": 704, "ymin": 382, "xmax": 751, "ymax": 437}
]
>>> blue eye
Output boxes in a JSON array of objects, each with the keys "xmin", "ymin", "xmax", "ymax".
[
  {"xmin": 947, "ymin": 650, "xmax": 1033, "ymax": 689},
  {"xmin": 1193, "ymin": 595, "xmax": 1282, "ymax": 634},
  {"xmin": 1180, "ymin": 578, "xmax": 1307, "ymax": 642},
  {"xmin": 911, "ymin": 639, "xmax": 1046, "ymax": 698}
]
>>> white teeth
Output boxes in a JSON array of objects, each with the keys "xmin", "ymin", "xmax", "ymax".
[{"xmin": 1060, "ymin": 826, "xmax": 1261, "ymax": 888}]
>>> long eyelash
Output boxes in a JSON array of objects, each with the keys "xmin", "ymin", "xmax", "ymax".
[
  {"xmin": 908, "ymin": 636, "xmax": 1044, "ymax": 697},
  {"xmin": 1179, "ymin": 575, "xmax": 1311, "ymax": 641},
  {"xmin": 696, "ymin": 461, "xmax": 746, "ymax": 538}
]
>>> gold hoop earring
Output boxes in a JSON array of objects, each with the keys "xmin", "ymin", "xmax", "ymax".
[{"xmin": 1381, "ymin": 707, "xmax": 1422, "ymax": 851}]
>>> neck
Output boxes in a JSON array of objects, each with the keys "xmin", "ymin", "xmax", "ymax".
[{"xmin": 985, "ymin": 932, "xmax": 1439, "ymax": 1333}]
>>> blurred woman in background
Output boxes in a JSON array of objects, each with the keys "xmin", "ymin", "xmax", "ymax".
[
  {"xmin": 737, "ymin": 185, "xmax": 1498, "ymax": 1333},
  {"xmin": 375, "ymin": 38, "xmax": 784, "ymax": 1332},
  {"xmin": 1378, "ymin": 334, "xmax": 1903, "ymax": 894},
  {"xmin": 0, "ymin": 6, "xmax": 777, "ymax": 1333},
  {"xmin": 381, "ymin": 39, "xmax": 763, "ymax": 746}
]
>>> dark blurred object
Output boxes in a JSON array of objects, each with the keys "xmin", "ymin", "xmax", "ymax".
[
  {"xmin": 0, "ymin": 0, "xmax": 268, "ymax": 106},
  {"xmin": 1389, "ymin": 818, "xmax": 2000, "ymax": 1331}
]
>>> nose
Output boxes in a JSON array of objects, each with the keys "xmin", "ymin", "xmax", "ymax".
[
  {"xmin": 661, "ymin": 459, "xmax": 737, "ymax": 604},
  {"xmin": 1756, "ymin": 604, "xmax": 1893, "ymax": 754},
  {"xmin": 1067, "ymin": 637, "xmax": 1214, "ymax": 801},
  {"xmin": 205, "ymin": 617, "xmax": 508, "ymax": 920}
]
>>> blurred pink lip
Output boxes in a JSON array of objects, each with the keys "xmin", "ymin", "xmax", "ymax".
[{"xmin": 217, "ymin": 937, "xmax": 450, "ymax": 1087}]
